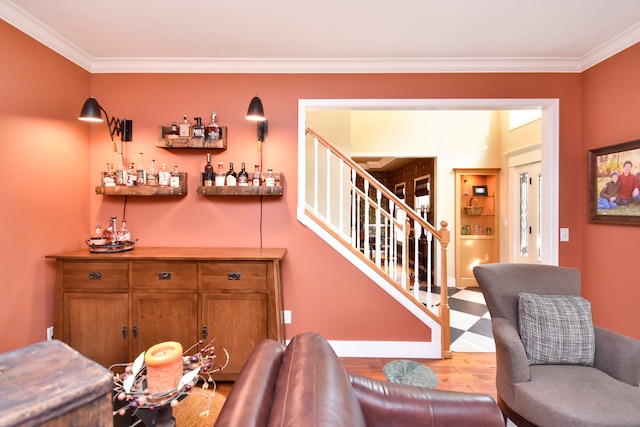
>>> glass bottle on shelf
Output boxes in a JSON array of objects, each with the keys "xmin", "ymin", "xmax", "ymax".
[
  {"xmin": 136, "ymin": 153, "xmax": 146, "ymax": 186},
  {"xmin": 126, "ymin": 163, "xmax": 137, "ymax": 186},
  {"xmin": 215, "ymin": 162, "xmax": 226, "ymax": 186},
  {"xmin": 158, "ymin": 163, "xmax": 170, "ymax": 186},
  {"xmin": 192, "ymin": 117, "xmax": 205, "ymax": 140},
  {"xmin": 225, "ymin": 162, "xmax": 237, "ymax": 186},
  {"xmin": 205, "ymin": 110, "xmax": 220, "ymax": 141},
  {"xmin": 253, "ymin": 164, "xmax": 261, "ymax": 186},
  {"xmin": 179, "ymin": 115, "xmax": 191, "ymax": 137},
  {"xmin": 170, "ymin": 166, "xmax": 180, "ymax": 188},
  {"xmin": 103, "ymin": 163, "xmax": 116, "ymax": 187},
  {"xmin": 203, "ymin": 153, "xmax": 214, "ymax": 187},
  {"xmin": 265, "ymin": 169, "xmax": 275, "ymax": 187},
  {"xmin": 238, "ymin": 163, "xmax": 249, "ymax": 186},
  {"xmin": 116, "ymin": 153, "xmax": 126, "ymax": 186},
  {"xmin": 147, "ymin": 159, "xmax": 158, "ymax": 187}
]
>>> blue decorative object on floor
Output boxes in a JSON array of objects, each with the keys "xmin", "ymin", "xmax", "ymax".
[{"xmin": 383, "ymin": 360, "xmax": 438, "ymax": 388}]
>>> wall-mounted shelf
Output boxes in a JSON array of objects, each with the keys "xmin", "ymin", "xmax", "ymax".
[
  {"xmin": 96, "ymin": 173, "xmax": 188, "ymax": 196},
  {"xmin": 196, "ymin": 173, "xmax": 283, "ymax": 196},
  {"xmin": 156, "ymin": 126, "xmax": 227, "ymax": 150}
]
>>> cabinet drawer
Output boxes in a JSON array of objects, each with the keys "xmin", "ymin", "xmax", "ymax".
[
  {"xmin": 132, "ymin": 262, "xmax": 198, "ymax": 290},
  {"xmin": 62, "ymin": 262, "xmax": 129, "ymax": 290},
  {"xmin": 201, "ymin": 262, "xmax": 267, "ymax": 290}
]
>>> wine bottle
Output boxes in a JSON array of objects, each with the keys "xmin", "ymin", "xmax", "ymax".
[
  {"xmin": 204, "ymin": 153, "xmax": 214, "ymax": 187},
  {"xmin": 215, "ymin": 162, "xmax": 226, "ymax": 186},
  {"xmin": 147, "ymin": 159, "xmax": 158, "ymax": 187},
  {"xmin": 205, "ymin": 110, "xmax": 220, "ymax": 141},
  {"xmin": 192, "ymin": 117, "xmax": 205, "ymax": 140},
  {"xmin": 158, "ymin": 163, "xmax": 170, "ymax": 186},
  {"xmin": 238, "ymin": 163, "xmax": 249, "ymax": 186},
  {"xmin": 170, "ymin": 166, "xmax": 180, "ymax": 188},
  {"xmin": 179, "ymin": 115, "xmax": 191, "ymax": 137},
  {"xmin": 252, "ymin": 165, "xmax": 261, "ymax": 186},
  {"xmin": 225, "ymin": 162, "xmax": 237, "ymax": 186},
  {"xmin": 265, "ymin": 169, "xmax": 275, "ymax": 187},
  {"xmin": 136, "ymin": 153, "xmax": 146, "ymax": 186}
]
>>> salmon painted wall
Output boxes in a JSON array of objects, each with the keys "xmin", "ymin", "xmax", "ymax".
[
  {"xmin": 87, "ymin": 71, "xmax": 584, "ymax": 345},
  {"xmin": 10, "ymin": 18, "xmax": 639, "ymax": 354},
  {"xmin": 581, "ymin": 42, "xmax": 640, "ymax": 339},
  {"xmin": 0, "ymin": 20, "xmax": 91, "ymax": 353}
]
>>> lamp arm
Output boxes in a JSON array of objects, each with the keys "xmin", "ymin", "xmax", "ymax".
[{"xmin": 100, "ymin": 105, "xmax": 126, "ymax": 153}]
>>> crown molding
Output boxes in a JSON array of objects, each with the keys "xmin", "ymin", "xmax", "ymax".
[
  {"xmin": 0, "ymin": 1, "xmax": 93, "ymax": 70},
  {"xmin": 2, "ymin": 0, "xmax": 639, "ymax": 74}
]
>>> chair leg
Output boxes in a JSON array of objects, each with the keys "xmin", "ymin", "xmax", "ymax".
[{"xmin": 498, "ymin": 395, "xmax": 537, "ymax": 427}]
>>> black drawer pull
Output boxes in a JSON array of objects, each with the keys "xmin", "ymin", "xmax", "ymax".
[
  {"xmin": 88, "ymin": 272, "xmax": 102, "ymax": 280},
  {"xmin": 158, "ymin": 272, "xmax": 172, "ymax": 280},
  {"xmin": 227, "ymin": 272, "xmax": 241, "ymax": 280},
  {"xmin": 202, "ymin": 325, "xmax": 208, "ymax": 339}
]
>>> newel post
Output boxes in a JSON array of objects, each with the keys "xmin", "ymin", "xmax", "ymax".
[{"xmin": 438, "ymin": 221, "xmax": 452, "ymax": 359}]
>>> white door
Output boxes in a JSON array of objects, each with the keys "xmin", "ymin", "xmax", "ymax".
[{"xmin": 513, "ymin": 162, "xmax": 542, "ymax": 263}]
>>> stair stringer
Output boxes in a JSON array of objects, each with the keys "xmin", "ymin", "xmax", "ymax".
[{"xmin": 297, "ymin": 207, "xmax": 443, "ymax": 359}]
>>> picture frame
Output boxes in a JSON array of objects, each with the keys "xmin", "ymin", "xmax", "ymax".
[
  {"xmin": 472, "ymin": 185, "xmax": 488, "ymax": 196},
  {"xmin": 588, "ymin": 138, "xmax": 640, "ymax": 225}
]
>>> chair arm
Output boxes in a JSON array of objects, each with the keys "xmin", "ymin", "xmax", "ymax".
[
  {"xmin": 492, "ymin": 318, "xmax": 531, "ymax": 385},
  {"xmin": 348, "ymin": 373, "xmax": 504, "ymax": 427},
  {"xmin": 594, "ymin": 326, "xmax": 640, "ymax": 387}
]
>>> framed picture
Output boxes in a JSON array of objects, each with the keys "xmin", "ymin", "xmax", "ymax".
[
  {"xmin": 472, "ymin": 185, "xmax": 488, "ymax": 196},
  {"xmin": 588, "ymin": 138, "xmax": 640, "ymax": 225}
]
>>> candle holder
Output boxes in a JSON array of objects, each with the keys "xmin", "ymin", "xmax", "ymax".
[{"xmin": 110, "ymin": 340, "xmax": 229, "ymax": 427}]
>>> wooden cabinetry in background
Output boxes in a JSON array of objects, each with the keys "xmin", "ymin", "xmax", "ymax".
[
  {"xmin": 48, "ymin": 247, "xmax": 285, "ymax": 380},
  {"xmin": 454, "ymin": 169, "xmax": 500, "ymax": 287}
]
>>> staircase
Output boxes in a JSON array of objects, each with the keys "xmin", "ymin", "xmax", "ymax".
[{"xmin": 298, "ymin": 126, "xmax": 452, "ymax": 359}]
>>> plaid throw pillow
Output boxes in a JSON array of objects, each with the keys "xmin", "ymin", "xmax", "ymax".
[{"xmin": 518, "ymin": 293, "xmax": 595, "ymax": 366}]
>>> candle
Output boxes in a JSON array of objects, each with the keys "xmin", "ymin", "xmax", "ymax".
[{"xmin": 145, "ymin": 341, "xmax": 183, "ymax": 395}]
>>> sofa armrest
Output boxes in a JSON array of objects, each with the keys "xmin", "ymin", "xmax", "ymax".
[
  {"xmin": 215, "ymin": 339, "xmax": 286, "ymax": 427},
  {"xmin": 594, "ymin": 326, "xmax": 640, "ymax": 387},
  {"xmin": 492, "ymin": 318, "xmax": 530, "ymax": 388},
  {"xmin": 348, "ymin": 373, "xmax": 504, "ymax": 427}
]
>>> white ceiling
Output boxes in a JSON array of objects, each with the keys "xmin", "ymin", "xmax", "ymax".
[{"xmin": 2, "ymin": 0, "xmax": 640, "ymax": 73}]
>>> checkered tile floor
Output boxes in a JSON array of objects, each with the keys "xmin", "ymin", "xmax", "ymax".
[{"xmin": 417, "ymin": 286, "xmax": 495, "ymax": 352}]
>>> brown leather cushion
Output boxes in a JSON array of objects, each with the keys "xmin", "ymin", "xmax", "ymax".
[{"xmin": 268, "ymin": 332, "xmax": 366, "ymax": 427}]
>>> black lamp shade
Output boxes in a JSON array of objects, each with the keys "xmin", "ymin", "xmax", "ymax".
[
  {"xmin": 79, "ymin": 97, "xmax": 103, "ymax": 122},
  {"xmin": 246, "ymin": 96, "xmax": 266, "ymax": 121}
]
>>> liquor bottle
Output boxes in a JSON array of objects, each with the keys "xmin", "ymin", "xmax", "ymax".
[
  {"xmin": 238, "ymin": 163, "xmax": 249, "ymax": 186},
  {"xmin": 252, "ymin": 165, "xmax": 261, "ymax": 186},
  {"xmin": 147, "ymin": 159, "xmax": 158, "ymax": 187},
  {"xmin": 158, "ymin": 163, "xmax": 170, "ymax": 186},
  {"xmin": 170, "ymin": 166, "xmax": 181, "ymax": 188},
  {"xmin": 226, "ymin": 162, "xmax": 237, "ymax": 186},
  {"xmin": 170, "ymin": 122, "xmax": 179, "ymax": 135},
  {"xmin": 103, "ymin": 163, "xmax": 116, "ymax": 187},
  {"xmin": 203, "ymin": 153, "xmax": 214, "ymax": 187},
  {"xmin": 116, "ymin": 153, "xmax": 126, "ymax": 185},
  {"xmin": 118, "ymin": 220, "xmax": 130, "ymax": 242},
  {"xmin": 205, "ymin": 110, "xmax": 220, "ymax": 140},
  {"xmin": 215, "ymin": 162, "xmax": 226, "ymax": 186},
  {"xmin": 192, "ymin": 117, "xmax": 205, "ymax": 140},
  {"xmin": 136, "ymin": 153, "xmax": 146, "ymax": 186},
  {"xmin": 126, "ymin": 163, "xmax": 137, "ymax": 186},
  {"xmin": 265, "ymin": 169, "xmax": 275, "ymax": 187},
  {"xmin": 179, "ymin": 115, "xmax": 191, "ymax": 137}
]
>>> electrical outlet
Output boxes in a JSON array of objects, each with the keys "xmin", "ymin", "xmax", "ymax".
[
  {"xmin": 283, "ymin": 310, "xmax": 292, "ymax": 324},
  {"xmin": 47, "ymin": 326, "xmax": 54, "ymax": 341}
]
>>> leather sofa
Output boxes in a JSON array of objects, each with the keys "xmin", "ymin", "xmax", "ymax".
[{"xmin": 215, "ymin": 331, "xmax": 504, "ymax": 426}]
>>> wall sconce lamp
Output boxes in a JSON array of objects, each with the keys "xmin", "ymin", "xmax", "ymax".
[
  {"xmin": 246, "ymin": 96, "xmax": 268, "ymax": 142},
  {"xmin": 79, "ymin": 96, "xmax": 132, "ymax": 152}
]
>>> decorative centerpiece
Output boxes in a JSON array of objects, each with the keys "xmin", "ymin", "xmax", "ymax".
[
  {"xmin": 87, "ymin": 217, "xmax": 137, "ymax": 253},
  {"xmin": 111, "ymin": 340, "xmax": 229, "ymax": 426}
]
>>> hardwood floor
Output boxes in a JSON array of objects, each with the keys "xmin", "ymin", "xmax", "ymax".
[
  {"xmin": 214, "ymin": 352, "xmax": 498, "ymax": 401},
  {"xmin": 340, "ymin": 352, "xmax": 499, "ymax": 401}
]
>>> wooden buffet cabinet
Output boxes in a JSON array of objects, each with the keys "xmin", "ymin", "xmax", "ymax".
[{"xmin": 47, "ymin": 247, "xmax": 286, "ymax": 381}]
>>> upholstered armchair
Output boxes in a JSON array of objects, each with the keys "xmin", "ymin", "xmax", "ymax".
[{"xmin": 473, "ymin": 263, "xmax": 640, "ymax": 427}]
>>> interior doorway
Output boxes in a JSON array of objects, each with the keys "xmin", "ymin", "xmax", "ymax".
[{"xmin": 299, "ymin": 98, "xmax": 560, "ymax": 285}]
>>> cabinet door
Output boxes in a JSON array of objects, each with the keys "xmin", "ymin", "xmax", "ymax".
[
  {"xmin": 131, "ymin": 293, "xmax": 198, "ymax": 358},
  {"xmin": 201, "ymin": 293, "xmax": 267, "ymax": 380},
  {"xmin": 63, "ymin": 293, "xmax": 129, "ymax": 369}
]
